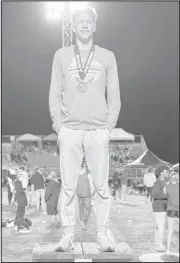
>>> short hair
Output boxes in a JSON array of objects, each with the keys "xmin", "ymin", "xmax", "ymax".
[
  {"xmin": 146, "ymin": 166, "xmax": 154, "ymax": 173},
  {"xmin": 71, "ymin": 7, "xmax": 97, "ymax": 23},
  {"xmin": 154, "ymin": 164, "xmax": 171, "ymax": 178}
]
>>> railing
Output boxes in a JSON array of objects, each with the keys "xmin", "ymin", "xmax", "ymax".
[{"xmin": 2, "ymin": 135, "xmax": 145, "ymax": 142}]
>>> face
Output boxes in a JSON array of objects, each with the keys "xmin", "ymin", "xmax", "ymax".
[
  {"xmin": 73, "ymin": 13, "xmax": 96, "ymax": 43},
  {"xmin": 170, "ymin": 172, "xmax": 179, "ymax": 183},
  {"xmin": 161, "ymin": 169, "xmax": 170, "ymax": 180}
]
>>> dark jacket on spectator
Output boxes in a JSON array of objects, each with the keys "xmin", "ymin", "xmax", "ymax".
[
  {"xmin": 14, "ymin": 179, "xmax": 27, "ymax": 207},
  {"xmin": 152, "ymin": 179, "xmax": 167, "ymax": 199},
  {"xmin": 45, "ymin": 180, "xmax": 60, "ymax": 206},
  {"xmin": 30, "ymin": 172, "xmax": 45, "ymax": 191}
]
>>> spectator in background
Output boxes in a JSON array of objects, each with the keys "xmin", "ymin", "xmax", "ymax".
[
  {"xmin": 131, "ymin": 179, "xmax": 137, "ymax": 194},
  {"xmin": 143, "ymin": 166, "xmax": 157, "ymax": 203},
  {"xmin": 161, "ymin": 171, "xmax": 179, "ymax": 254},
  {"xmin": 2, "ymin": 164, "xmax": 9, "ymax": 187},
  {"xmin": 6, "ymin": 165, "xmax": 17, "ymax": 206},
  {"xmin": 119, "ymin": 167, "xmax": 128, "ymax": 203},
  {"xmin": 30, "ymin": 167, "xmax": 45, "ymax": 211},
  {"xmin": 152, "ymin": 164, "xmax": 171, "ymax": 251},
  {"xmin": 76, "ymin": 161, "xmax": 94, "ymax": 230},
  {"xmin": 112, "ymin": 167, "xmax": 121, "ymax": 201},
  {"xmin": 13, "ymin": 172, "xmax": 29, "ymax": 233},
  {"xmin": 45, "ymin": 171, "xmax": 61, "ymax": 227},
  {"xmin": 29, "ymin": 168, "xmax": 36, "ymax": 206},
  {"xmin": 108, "ymin": 179, "xmax": 114, "ymax": 198},
  {"xmin": 18, "ymin": 166, "xmax": 29, "ymax": 190}
]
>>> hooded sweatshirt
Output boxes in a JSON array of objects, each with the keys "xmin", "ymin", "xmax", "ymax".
[{"xmin": 49, "ymin": 45, "xmax": 121, "ymax": 134}]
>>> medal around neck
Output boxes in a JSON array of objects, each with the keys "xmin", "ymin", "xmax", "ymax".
[
  {"xmin": 74, "ymin": 44, "xmax": 95, "ymax": 93},
  {"xmin": 76, "ymin": 82, "xmax": 88, "ymax": 93}
]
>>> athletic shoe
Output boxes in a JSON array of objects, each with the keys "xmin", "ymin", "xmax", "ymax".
[
  {"xmin": 155, "ymin": 244, "xmax": 165, "ymax": 251},
  {"xmin": 97, "ymin": 232, "xmax": 115, "ymax": 252},
  {"xmin": 6, "ymin": 221, "xmax": 14, "ymax": 228},
  {"xmin": 19, "ymin": 228, "xmax": 31, "ymax": 233},
  {"xmin": 55, "ymin": 234, "xmax": 74, "ymax": 252},
  {"xmin": 107, "ymin": 229, "xmax": 116, "ymax": 244}
]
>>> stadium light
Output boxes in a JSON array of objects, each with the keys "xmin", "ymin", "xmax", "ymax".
[
  {"xmin": 46, "ymin": 2, "xmax": 64, "ymax": 21},
  {"xmin": 70, "ymin": 2, "xmax": 89, "ymax": 13},
  {"xmin": 45, "ymin": 2, "xmax": 90, "ymax": 46}
]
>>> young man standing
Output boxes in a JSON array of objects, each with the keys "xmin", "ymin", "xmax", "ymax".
[
  {"xmin": 143, "ymin": 166, "xmax": 157, "ymax": 203},
  {"xmin": 49, "ymin": 7, "xmax": 121, "ymax": 252},
  {"xmin": 120, "ymin": 167, "xmax": 128, "ymax": 203},
  {"xmin": 30, "ymin": 167, "xmax": 45, "ymax": 211}
]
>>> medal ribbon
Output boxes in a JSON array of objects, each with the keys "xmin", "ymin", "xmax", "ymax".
[{"xmin": 74, "ymin": 44, "xmax": 95, "ymax": 82}]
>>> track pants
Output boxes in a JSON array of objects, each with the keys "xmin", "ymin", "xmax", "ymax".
[{"xmin": 58, "ymin": 127, "xmax": 111, "ymax": 234}]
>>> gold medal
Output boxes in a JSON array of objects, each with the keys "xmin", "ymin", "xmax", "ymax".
[
  {"xmin": 77, "ymin": 82, "xmax": 88, "ymax": 93},
  {"xmin": 74, "ymin": 45, "xmax": 95, "ymax": 93}
]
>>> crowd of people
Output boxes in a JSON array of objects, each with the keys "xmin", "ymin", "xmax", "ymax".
[
  {"xmin": 2, "ymin": 159, "xmax": 60, "ymax": 231},
  {"xmin": 110, "ymin": 144, "xmax": 142, "ymax": 164},
  {"xmin": 138, "ymin": 164, "xmax": 179, "ymax": 254},
  {"xmin": 2, "ymin": 154, "xmax": 179, "ymax": 254}
]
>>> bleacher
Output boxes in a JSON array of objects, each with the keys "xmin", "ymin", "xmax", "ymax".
[
  {"xmin": 27, "ymin": 152, "xmax": 60, "ymax": 176},
  {"xmin": 26, "ymin": 142, "xmax": 144, "ymax": 179},
  {"xmin": 2, "ymin": 132, "xmax": 146, "ymax": 179},
  {"xmin": 109, "ymin": 142, "xmax": 144, "ymax": 178}
]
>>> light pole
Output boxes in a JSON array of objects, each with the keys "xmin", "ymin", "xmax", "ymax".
[
  {"xmin": 62, "ymin": 2, "xmax": 72, "ymax": 47},
  {"xmin": 46, "ymin": 2, "xmax": 89, "ymax": 47}
]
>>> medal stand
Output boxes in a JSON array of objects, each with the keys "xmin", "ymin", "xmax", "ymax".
[
  {"xmin": 31, "ymin": 216, "xmax": 132, "ymax": 262},
  {"xmin": 32, "ymin": 241, "xmax": 132, "ymax": 262}
]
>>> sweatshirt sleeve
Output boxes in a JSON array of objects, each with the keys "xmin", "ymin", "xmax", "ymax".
[
  {"xmin": 105, "ymin": 52, "xmax": 121, "ymax": 132},
  {"xmin": 49, "ymin": 51, "xmax": 64, "ymax": 134}
]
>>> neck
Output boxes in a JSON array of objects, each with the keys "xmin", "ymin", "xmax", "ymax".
[{"xmin": 76, "ymin": 38, "xmax": 93, "ymax": 51}]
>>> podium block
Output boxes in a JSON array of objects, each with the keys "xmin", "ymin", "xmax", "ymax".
[
  {"xmin": 82, "ymin": 242, "xmax": 132, "ymax": 261},
  {"xmin": 32, "ymin": 242, "xmax": 83, "ymax": 262},
  {"xmin": 32, "ymin": 242, "xmax": 132, "ymax": 262}
]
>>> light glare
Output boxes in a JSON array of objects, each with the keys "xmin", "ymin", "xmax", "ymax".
[
  {"xmin": 46, "ymin": 2, "xmax": 64, "ymax": 21},
  {"xmin": 70, "ymin": 2, "xmax": 88, "ymax": 13}
]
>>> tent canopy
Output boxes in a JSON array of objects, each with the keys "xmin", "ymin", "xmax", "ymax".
[
  {"xmin": 43, "ymin": 133, "xmax": 58, "ymax": 141},
  {"xmin": 110, "ymin": 128, "xmax": 134, "ymax": 141},
  {"xmin": 126, "ymin": 149, "xmax": 171, "ymax": 168},
  {"xmin": 16, "ymin": 133, "xmax": 41, "ymax": 142}
]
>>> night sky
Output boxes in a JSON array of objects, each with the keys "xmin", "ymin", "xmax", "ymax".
[{"xmin": 2, "ymin": 2, "xmax": 179, "ymax": 163}]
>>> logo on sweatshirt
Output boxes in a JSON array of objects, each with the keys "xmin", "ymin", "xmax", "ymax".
[{"xmin": 67, "ymin": 58, "xmax": 102, "ymax": 83}]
